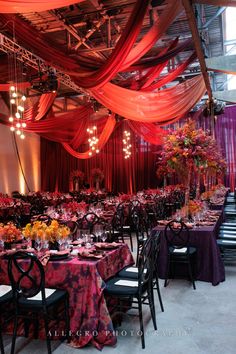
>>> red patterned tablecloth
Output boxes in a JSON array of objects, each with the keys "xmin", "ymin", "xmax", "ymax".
[{"xmin": 0, "ymin": 244, "xmax": 134, "ymax": 349}]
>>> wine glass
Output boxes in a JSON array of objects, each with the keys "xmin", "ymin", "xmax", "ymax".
[
  {"xmin": 101, "ymin": 232, "xmax": 107, "ymax": 243},
  {"xmin": 84, "ymin": 233, "xmax": 92, "ymax": 249},
  {"xmin": 57, "ymin": 238, "xmax": 65, "ymax": 251},
  {"xmin": 35, "ymin": 238, "xmax": 42, "ymax": 253}
]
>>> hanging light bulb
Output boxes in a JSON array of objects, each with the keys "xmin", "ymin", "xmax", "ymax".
[
  {"xmin": 15, "ymin": 112, "xmax": 20, "ymax": 119},
  {"xmin": 10, "ymin": 86, "xmax": 15, "ymax": 91},
  {"xmin": 9, "ymin": 116, "xmax": 14, "ymax": 122},
  {"xmin": 21, "ymin": 95, "xmax": 26, "ymax": 101},
  {"xmin": 12, "ymin": 92, "xmax": 17, "ymax": 98},
  {"xmin": 20, "ymin": 134, "xmax": 25, "ymax": 139},
  {"xmin": 16, "ymin": 122, "xmax": 21, "ymax": 128},
  {"xmin": 10, "ymin": 126, "xmax": 15, "ymax": 132},
  {"xmin": 16, "ymin": 130, "xmax": 21, "ymax": 135},
  {"xmin": 10, "ymin": 98, "xmax": 16, "ymax": 104},
  {"xmin": 22, "ymin": 122, "xmax": 27, "ymax": 128}
]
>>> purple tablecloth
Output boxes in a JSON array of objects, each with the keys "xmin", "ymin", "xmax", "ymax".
[{"xmin": 152, "ymin": 215, "xmax": 225, "ymax": 286}]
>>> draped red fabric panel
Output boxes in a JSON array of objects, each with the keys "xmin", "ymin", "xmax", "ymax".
[
  {"xmin": 0, "ymin": 0, "xmax": 83, "ymax": 13},
  {"xmin": 127, "ymin": 121, "xmax": 167, "ymax": 145},
  {"xmin": 119, "ymin": 0, "xmax": 183, "ymax": 71},
  {"xmin": 70, "ymin": 0, "xmax": 150, "ymax": 88},
  {"xmin": 127, "ymin": 38, "xmax": 193, "ymax": 72},
  {"xmin": 40, "ymin": 121, "xmax": 160, "ymax": 193},
  {"xmin": 24, "ymin": 92, "xmax": 57, "ymax": 121},
  {"xmin": 62, "ymin": 114, "xmax": 117, "ymax": 159},
  {"xmin": 118, "ymin": 37, "xmax": 179, "ymax": 89},
  {"xmin": 0, "ymin": 1, "xmax": 182, "ymax": 89},
  {"xmin": 23, "ymin": 105, "xmax": 93, "ymax": 143},
  {"xmin": 91, "ymin": 75, "xmax": 206, "ymax": 123},
  {"xmin": 141, "ymin": 52, "xmax": 197, "ymax": 91},
  {"xmin": 0, "ymin": 82, "xmax": 30, "ymax": 91}
]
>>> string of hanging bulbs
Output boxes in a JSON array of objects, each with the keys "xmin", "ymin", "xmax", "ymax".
[
  {"xmin": 123, "ymin": 130, "xmax": 132, "ymax": 159},
  {"xmin": 9, "ymin": 85, "xmax": 27, "ymax": 139},
  {"xmin": 87, "ymin": 126, "xmax": 99, "ymax": 156}
]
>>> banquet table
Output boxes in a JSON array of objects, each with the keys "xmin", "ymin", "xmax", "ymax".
[
  {"xmin": 0, "ymin": 244, "xmax": 134, "ymax": 349},
  {"xmin": 152, "ymin": 213, "xmax": 225, "ymax": 286}
]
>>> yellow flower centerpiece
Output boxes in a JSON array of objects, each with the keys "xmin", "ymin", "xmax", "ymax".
[{"xmin": 23, "ymin": 220, "xmax": 70, "ymax": 249}]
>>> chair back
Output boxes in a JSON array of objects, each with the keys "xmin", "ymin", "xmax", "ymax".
[
  {"xmin": 164, "ymin": 220, "xmax": 190, "ymax": 250},
  {"xmin": 8, "ymin": 251, "xmax": 46, "ymax": 303},
  {"xmin": 137, "ymin": 236, "xmax": 155, "ymax": 292},
  {"xmin": 81, "ymin": 212, "xmax": 99, "ymax": 233}
]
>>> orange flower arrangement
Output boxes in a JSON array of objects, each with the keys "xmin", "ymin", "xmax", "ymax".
[{"xmin": 0, "ymin": 223, "xmax": 22, "ymax": 243}]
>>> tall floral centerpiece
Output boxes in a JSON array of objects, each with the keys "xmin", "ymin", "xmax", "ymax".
[
  {"xmin": 158, "ymin": 120, "xmax": 226, "ymax": 204},
  {"xmin": 70, "ymin": 170, "xmax": 84, "ymax": 192},
  {"xmin": 91, "ymin": 168, "xmax": 104, "ymax": 191}
]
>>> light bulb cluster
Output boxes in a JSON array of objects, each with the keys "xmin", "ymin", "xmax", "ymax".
[
  {"xmin": 123, "ymin": 130, "xmax": 132, "ymax": 159},
  {"xmin": 87, "ymin": 126, "xmax": 99, "ymax": 156},
  {"xmin": 9, "ymin": 85, "xmax": 27, "ymax": 139}
]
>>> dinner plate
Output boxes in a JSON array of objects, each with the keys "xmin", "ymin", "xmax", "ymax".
[
  {"xmin": 95, "ymin": 242, "xmax": 120, "ymax": 250},
  {"xmin": 49, "ymin": 251, "xmax": 70, "ymax": 261},
  {"xmin": 77, "ymin": 250, "xmax": 104, "ymax": 259}
]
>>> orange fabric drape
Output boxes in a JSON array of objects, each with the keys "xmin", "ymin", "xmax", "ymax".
[
  {"xmin": 91, "ymin": 75, "xmax": 206, "ymax": 123},
  {"xmin": 62, "ymin": 114, "xmax": 117, "ymax": 159},
  {"xmin": 0, "ymin": 82, "xmax": 31, "ymax": 91},
  {"xmin": 0, "ymin": 1, "xmax": 83, "ymax": 13}
]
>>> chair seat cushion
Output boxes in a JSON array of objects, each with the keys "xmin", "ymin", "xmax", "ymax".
[
  {"xmin": 117, "ymin": 266, "xmax": 147, "ymax": 279},
  {"xmin": 0, "ymin": 285, "xmax": 13, "ymax": 304},
  {"xmin": 19, "ymin": 288, "xmax": 67, "ymax": 308},
  {"xmin": 105, "ymin": 277, "xmax": 139, "ymax": 296},
  {"xmin": 169, "ymin": 246, "xmax": 196, "ymax": 255}
]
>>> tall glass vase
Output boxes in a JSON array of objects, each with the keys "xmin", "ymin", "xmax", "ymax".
[{"xmin": 184, "ymin": 167, "xmax": 192, "ymax": 206}]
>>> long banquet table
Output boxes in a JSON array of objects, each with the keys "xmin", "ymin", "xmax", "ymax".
[
  {"xmin": 152, "ymin": 213, "xmax": 225, "ymax": 286},
  {"xmin": 0, "ymin": 244, "xmax": 134, "ymax": 349}
]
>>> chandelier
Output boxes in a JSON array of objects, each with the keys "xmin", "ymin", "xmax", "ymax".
[
  {"xmin": 8, "ymin": 52, "xmax": 27, "ymax": 139},
  {"xmin": 123, "ymin": 130, "xmax": 132, "ymax": 159},
  {"xmin": 87, "ymin": 126, "xmax": 99, "ymax": 156}
]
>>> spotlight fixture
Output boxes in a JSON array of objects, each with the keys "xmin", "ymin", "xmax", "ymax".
[{"xmin": 31, "ymin": 70, "xmax": 58, "ymax": 93}]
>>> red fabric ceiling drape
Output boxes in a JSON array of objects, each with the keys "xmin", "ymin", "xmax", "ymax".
[
  {"xmin": 62, "ymin": 114, "xmax": 117, "ymax": 159},
  {"xmin": 141, "ymin": 52, "xmax": 197, "ymax": 91},
  {"xmin": 127, "ymin": 121, "xmax": 167, "ymax": 145},
  {"xmin": 0, "ymin": 82, "xmax": 30, "ymax": 91},
  {"xmin": 0, "ymin": 1, "xmax": 84, "ymax": 13},
  {"xmin": 24, "ymin": 92, "xmax": 57, "ymax": 121},
  {"xmin": 91, "ymin": 75, "xmax": 206, "ymax": 123},
  {"xmin": 0, "ymin": 1, "xmax": 182, "ymax": 89}
]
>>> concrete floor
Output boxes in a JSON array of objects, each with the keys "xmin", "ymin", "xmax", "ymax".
[{"xmin": 2, "ymin": 247, "xmax": 236, "ymax": 354}]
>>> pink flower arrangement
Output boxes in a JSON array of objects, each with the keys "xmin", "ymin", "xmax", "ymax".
[
  {"xmin": 64, "ymin": 201, "xmax": 88, "ymax": 213},
  {"xmin": 0, "ymin": 197, "xmax": 14, "ymax": 208},
  {"xmin": 91, "ymin": 168, "xmax": 104, "ymax": 182},
  {"xmin": 70, "ymin": 170, "xmax": 85, "ymax": 181}
]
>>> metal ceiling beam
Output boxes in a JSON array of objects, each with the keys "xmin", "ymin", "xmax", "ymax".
[
  {"xmin": 193, "ymin": 0, "xmax": 236, "ymax": 6},
  {"xmin": 0, "ymin": 33, "xmax": 83, "ymax": 95},
  {"xmin": 182, "ymin": 0, "xmax": 213, "ymax": 100},
  {"xmin": 200, "ymin": 7, "xmax": 226, "ymax": 29},
  {"xmin": 206, "ymin": 54, "xmax": 236, "ymax": 74},
  {"xmin": 213, "ymin": 89, "xmax": 236, "ymax": 103},
  {"xmin": 49, "ymin": 10, "xmax": 106, "ymax": 58}
]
